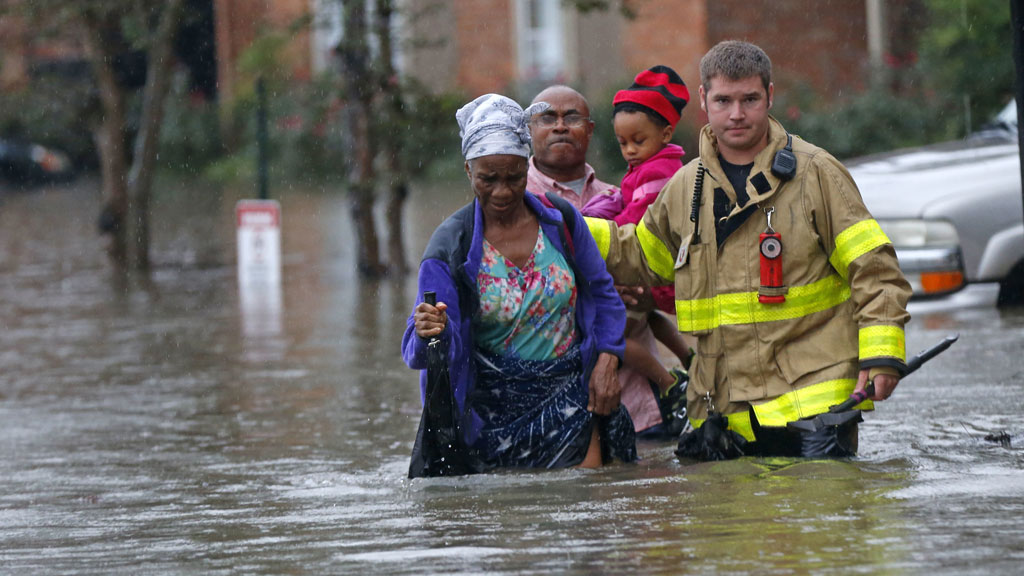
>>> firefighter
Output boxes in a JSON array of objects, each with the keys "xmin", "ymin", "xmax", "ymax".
[{"xmin": 586, "ymin": 40, "xmax": 912, "ymax": 457}]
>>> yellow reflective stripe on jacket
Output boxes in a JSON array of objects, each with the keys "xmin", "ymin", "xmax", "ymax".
[
  {"xmin": 636, "ymin": 220, "xmax": 675, "ymax": 282},
  {"xmin": 859, "ymin": 325, "xmax": 906, "ymax": 361},
  {"xmin": 829, "ymin": 219, "xmax": 891, "ymax": 280},
  {"xmin": 751, "ymin": 378, "xmax": 873, "ymax": 427},
  {"xmin": 688, "ymin": 380, "xmax": 874, "ymax": 439},
  {"xmin": 583, "ymin": 217, "xmax": 611, "ymax": 260},
  {"xmin": 675, "ymin": 273, "xmax": 852, "ymax": 332},
  {"xmin": 689, "ymin": 411, "xmax": 756, "ymax": 442}
]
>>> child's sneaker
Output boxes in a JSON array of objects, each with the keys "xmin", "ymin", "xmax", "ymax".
[{"xmin": 651, "ymin": 368, "xmax": 688, "ymax": 437}]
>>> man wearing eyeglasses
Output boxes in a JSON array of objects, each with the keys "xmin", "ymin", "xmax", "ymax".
[
  {"xmin": 526, "ymin": 85, "xmax": 620, "ymax": 213},
  {"xmin": 528, "ymin": 84, "xmax": 685, "ymax": 438}
]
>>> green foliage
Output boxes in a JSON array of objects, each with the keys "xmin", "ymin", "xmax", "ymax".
[
  {"xmin": 382, "ymin": 80, "xmax": 465, "ymax": 181},
  {"xmin": 269, "ymin": 74, "xmax": 349, "ymax": 178},
  {"xmin": 589, "ymin": 83, "xmax": 627, "ymax": 178},
  {"xmin": 235, "ymin": 31, "xmax": 296, "ymax": 94},
  {"xmin": 211, "ymin": 22, "xmax": 467, "ymax": 186},
  {"xmin": 157, "ymin": 83, "xmax": 223, "ymax": 175},
  {"xmin": 774, "ymin": 2, "xmax": 1014, "ymax": 159},
  {"xmin": 213, "ymin": 73, "xmax": 349, "ymax": 182},
  {"xmin": 776, "ymin": 86, "xmax": 947, "ymax": 160},
  {"xmin": 917, "ymin": 0, "xmax": 1014, "ymax": 130},
  {"xmin": 208, "ymin": 71, "xmax": 466, "ymax": 185},
  {"xmin": 562, "ymin": 0, "xmax": 636, "ymax": 18}
]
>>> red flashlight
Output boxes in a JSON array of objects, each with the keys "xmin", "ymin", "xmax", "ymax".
[{"xmin": 759, "ymin": 207, "xmax": 785, "ymax": 304}]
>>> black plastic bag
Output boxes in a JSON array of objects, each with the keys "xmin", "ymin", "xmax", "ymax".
[
  {"xmin": 408, "ymin": 294, "xmax": 483, "ymax": 479},
  {"xmin": 675, "ymin": 411, "xmax": 748, "ymax": 461},
  {"xmin": 751, "ymin": 410, "xmax": 862, "ymax": 458}
]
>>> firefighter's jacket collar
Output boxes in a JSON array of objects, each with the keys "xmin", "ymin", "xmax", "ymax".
[{"xmin": 699, "ymin": 116, "xmax": 790, "ymax": 220}]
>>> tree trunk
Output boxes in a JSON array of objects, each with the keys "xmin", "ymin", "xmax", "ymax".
[
  {"xmin": 83, "ymin": 2, "xmax": 183, "ymax": 271},
  {"xmin": 340, "ymin": 0, "xmax": 384, "ymax": 277},
  {"xmin": 82, "ymin": 13, "xmax": 130, "ymax": 267},
  {"xmin": 126, "ymin": 0, "xmax": 185, "ymax": 270},
  {"xmin": 376, "ymin": 0, "xmax": 409, "ymax": 275}
]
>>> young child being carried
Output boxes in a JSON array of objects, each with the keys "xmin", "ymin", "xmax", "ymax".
[{"xmin": 611, "ymin": 65, "xmax": 696, "ymax": 436}]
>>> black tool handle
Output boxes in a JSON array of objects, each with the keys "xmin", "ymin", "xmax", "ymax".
[
  {"xmin": 832, "ymin": 384, "xmax": 875, "ymax": 413},
  {"xmin": 829, "ymin": 333, "xmax": 959, "ymax": 413},
  {"xmin": 422, "ymin": 291, "xmax": 439, "ymax": 343},
  {"xmin": 905, "ymin": 333, "xmax": 959, "ymax": 374}
]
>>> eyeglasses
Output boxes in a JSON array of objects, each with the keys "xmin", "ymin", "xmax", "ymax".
[{"xmin": 532, "ymin": 113, "xmax": 590, "ymax": 128}]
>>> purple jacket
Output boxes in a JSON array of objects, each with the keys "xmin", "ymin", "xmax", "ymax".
[{"xmin": 401, "ymin": 192, "xmax": 626, "ymax": 443}]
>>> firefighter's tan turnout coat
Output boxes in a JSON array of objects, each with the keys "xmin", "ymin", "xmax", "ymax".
[{"xmin": 586, "ymin": 117, "xmax": 912, "ymax": 441}]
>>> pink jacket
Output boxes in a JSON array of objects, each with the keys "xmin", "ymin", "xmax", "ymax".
[
  {"xmin": 613, "ymin": 143, "xmax": 684, "ymax": 227},
  {"xmin": 614, "ymin": 143, "xmax": 684, "ymax": 314}
]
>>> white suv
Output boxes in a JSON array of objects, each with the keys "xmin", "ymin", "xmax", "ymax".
[{"xmin": 848, "ymin": 101, "xmax": 1023, "ymax": 305}]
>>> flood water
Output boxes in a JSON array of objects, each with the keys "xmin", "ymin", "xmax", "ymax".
[{"xmin": 1, "ymin": 178, "xmax": 1022, "ymax": 574}]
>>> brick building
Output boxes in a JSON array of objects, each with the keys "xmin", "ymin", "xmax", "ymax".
[
  {"xmin": 1, "ymin": 1, "xmax": 921, "ymax": 122},
  {"xmin": 4, "ymin": 1, "xmax": 921, "ymax": 106},
  {"xmin": 402, "ymin": 0, "xmax": 921, "ymax": 108},
  {"xmin": 208, "ymin": 0, "xmax": 920, "ymax": 114}
]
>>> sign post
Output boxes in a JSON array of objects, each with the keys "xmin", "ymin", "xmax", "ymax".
[{"xmin": 236, "ymin": 200, "xmax": 282, "ymax": 342}]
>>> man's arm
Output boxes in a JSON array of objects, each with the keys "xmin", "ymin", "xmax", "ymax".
[
  {"xmin": 816, "ymin": 155, "xmax": 912, "ymax": 401},
  {"xmin": 584, "ymin": 167, "xmax": 691, "ymax": 289}
]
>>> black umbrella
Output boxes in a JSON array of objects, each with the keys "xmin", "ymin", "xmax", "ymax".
[
  {"xmin": 674, "ymin": 392, "xmax": 749, "ymax": 461},
  {"xmin": 408, "ymin": 292, "xmax": 482, "ymax": 479}
]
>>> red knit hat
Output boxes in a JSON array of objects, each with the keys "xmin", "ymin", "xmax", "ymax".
[{"xmin": 612, "ymin": 65, "xmax": 690, "ymax": 127}]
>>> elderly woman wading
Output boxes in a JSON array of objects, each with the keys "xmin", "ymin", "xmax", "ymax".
[{"xmin": 402, "ymin": 94, "xmax": 637, "ymax": 470}]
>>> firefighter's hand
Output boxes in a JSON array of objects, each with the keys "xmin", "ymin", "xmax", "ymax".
[
  {"xmin": 587, "ymin": 352, "xmax": 621, "ymax": 415},
  {"xmin": 855, "ymin": 369, "xmax": 899, "ymax": 401},
  {"xmin": 414, "ymin": 301, "xmax": 448, "ymax": 339}
]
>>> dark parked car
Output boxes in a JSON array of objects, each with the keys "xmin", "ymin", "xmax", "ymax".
[
  {"xmin": 848, "ymin": 101, "xmax": 1023, "ymax": 305},
  {"xmin": 0, "ymin": 138, "xmax": 74, "ymax": 186}
]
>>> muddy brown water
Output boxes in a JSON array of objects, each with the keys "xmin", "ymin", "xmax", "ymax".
[{"xmin": 1, "ymin": 178, "xmax": 1022, "ymax": 574}]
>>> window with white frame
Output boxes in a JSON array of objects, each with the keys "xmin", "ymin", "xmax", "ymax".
[
  {"xmin": 311, "ymin": 0, "xmax": 404, "ymax": 76},
  {"xmin": 514, "ymin": 0, "xmax": 566, "ymax": 82}
]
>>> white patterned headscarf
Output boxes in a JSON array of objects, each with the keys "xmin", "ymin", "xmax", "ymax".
[{"xmin": 456, "ymin": 93, "xmax": 550, "ymax": 160}]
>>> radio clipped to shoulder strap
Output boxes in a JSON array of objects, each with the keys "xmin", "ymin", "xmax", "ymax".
[{"xmin": 758, "ymin": 206, "xmax": 786, "ymax": 304}]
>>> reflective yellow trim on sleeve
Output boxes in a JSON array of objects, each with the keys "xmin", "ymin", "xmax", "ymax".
[
  {"xmin": 583, "ymin": 217, "xmax": 611, "ymax": 260},
  {"xmin": 859, "ymin": 325, "xmax": 906, "ymax": 362},
  {"xmin": 636, "ymin": 219, "xmax": 675, "ymax": 282},
  {"xmin": 689, "ymin": 411, "xmax": 756, "ymax": 442},
  {"xmin": 675, "ymin": 273, "xmax": 852, "ymax": 332},
  {"xmin": 829, "ymin": 219, "xmax": 891, "ymax": 280},
  {"xmin": 751, "ymin": 378, "xmax": 873, "ymax": 428}
]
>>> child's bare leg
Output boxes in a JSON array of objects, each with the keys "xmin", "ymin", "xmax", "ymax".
[
  {"xmin": 624, "ymin": 337, "xmax": 674, "ymax": 393},
  {"xmin": 649, "ymin": 311, "xmax": 695, "ymax": 369}
]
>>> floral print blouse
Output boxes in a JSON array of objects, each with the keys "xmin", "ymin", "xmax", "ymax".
[{"xmin": 473, "ymin": 226, "xmax": 577, "ymax": 360}]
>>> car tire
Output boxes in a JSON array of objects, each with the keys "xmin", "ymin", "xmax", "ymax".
[{"xmin": 997, "ymin": 260, "xmax": 1024, "ymax": 307}]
